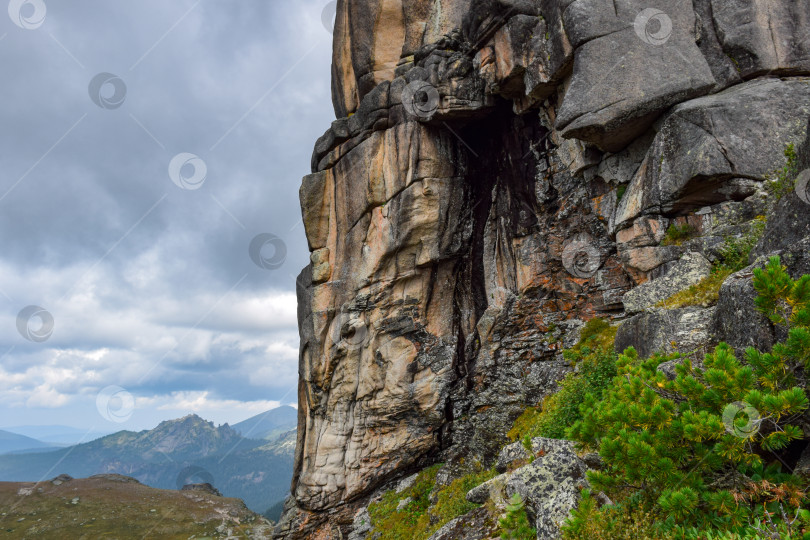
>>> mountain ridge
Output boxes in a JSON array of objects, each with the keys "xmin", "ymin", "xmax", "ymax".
[{"xmin": 0, "ymin": 411, "xmax": 294, "ymax": 516}]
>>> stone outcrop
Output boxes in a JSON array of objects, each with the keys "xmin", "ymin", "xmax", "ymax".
[
  {"xmin": 276, "ymin": 1, "xmax": 810, "ymax": 538},
  {"xmin": 465, "ymin": 438, "xmax": 591, "ymax": 540}
]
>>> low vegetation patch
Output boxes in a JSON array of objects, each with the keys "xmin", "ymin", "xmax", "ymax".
[
  {"xmin": 765, "ymin": 143, "xmax": 799, "ymax": 201},
  {"xmin": 367, "ymin": 464, "xmax": 442, "ymax": 540},
  {"xmin": 367, "ymin": 464, "xmax": 497, "ymax": 540},
  {"xmin": 415, "ymin": 468, "xmax": 497, "ymax": 537},
  {"xmin": 661, "ymin": 223, "xmax": 698, "ymax": 246},
  {"xmin": 508, "ymin": 319, "xmax": 618, "ymax": 443},
  {"xmin": 565, "ymin": 258, "xmax": 810, "ymax": 539},
  {"xmin": 656, "ymin": 268, "xmax": 732, "ymax": 310},
  {"xmin": 657, "ymin": 216, "xmax": 767, "ymax": 310}
]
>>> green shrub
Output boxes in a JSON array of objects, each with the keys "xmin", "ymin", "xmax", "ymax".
[
  {"xmin": 662, "ymin": 223, "xmax": 698, "ymax": 246},
  {"xmin": 414, "ymin": 468, "xmax": 497, "ymax": 537},
  {"xmin": 563, "ymin": 491, "xmax": 673, "ymax": 540},
  {"xmin": 765, "ymin": 143, "xmax": 799, "ymax": 201},
  {"xmin": 566, "ymin": 257, "xmax": 810, "ymax": 536},
  {"xmin": 508, "ymin": 319, "xmax": 617, "ymax": 442},
  {"xmin": 714, "ymin": 216, "xmax": 768, "ymax": 275},
  {"xmin": 499, "ymin": 493, "xmax": 537, "ymax": 540}
]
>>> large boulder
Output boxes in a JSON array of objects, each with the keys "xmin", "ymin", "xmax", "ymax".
[
  {"xmin": 615, "ymin": 77, "xmax": 810, "ymax": 228},
  {"xmin": 710, "ymin": 0, "xmax": 810, "ymax": 78},
  {"xmin": 466, "ymin": 438, "xmax": 590, "ymax": 540},
  {"xmin": 616, "ymin": 306, "xmax": 716, "ymax": 359},
  {"xmin": 621, "ymin": 252, "xmax": 712, "ymax": 314},
  {"xmin": 556, "ymin": 0, "xmax": 716, "ymax": 151}
]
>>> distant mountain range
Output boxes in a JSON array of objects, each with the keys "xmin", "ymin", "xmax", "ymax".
[
  {"xmin": 232, "ymin": 405, "xmax": 298, "ymax": 440},
  {"xmin": 0, "ymin": 429, "xmax": 58, "ymax": 454},
  {"xmin": 0, "ymin": 425, "xmax": 113, "ymax": 446},
  {"xmin": 0, "ymin": 409, "xmax": 298, "ymax": 517}
]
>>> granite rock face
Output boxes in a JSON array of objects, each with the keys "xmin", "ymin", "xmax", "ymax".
[{"xmin": 276, "ymin": 1, "xmax": 810, "ymax": 538}]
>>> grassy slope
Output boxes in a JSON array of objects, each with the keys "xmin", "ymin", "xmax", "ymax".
[{"xmin": 0, "ymin": 476, "xmax": 273, "ymax": 539}]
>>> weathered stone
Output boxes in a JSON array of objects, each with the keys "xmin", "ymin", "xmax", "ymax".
[
  {"xmin": 712, "ymin": 266, "xmax": 777, "ymax": 359},
  {"xmin": 505, "ymin": 438, "xmax": 589, "ymax": 540},
  {"xmin": 615, "ymin": 78, "xmax": 810, "ymax": 228},
  {"xmin": 310, "ymin": 249, "xmax": 331, "ymax": 284},
  {"xmin": 495, "ymin": 440, "xmax": 530, "ymax": 473},
  {"xmin": 622, "ymin": 252, "xmax": 712, "ymax": 313},
  {"xmin": 280, "ymin": 1, "xmax": 810, "ymax": 537},
  {"xmin": 616, "ymin": 216, "xmax": 669, "ymax": 249},
  {"xmin": 557, "ymin": 0, "xmax": 716, "ymax": 151},
  {"xmin": 300, "ymin": 171, "xmax": 333, "ymax": 251},
  {"xmin": 616, "ymin": 306, "xmax": 717, "ymax": 359},
  {"xmin": 619, "ymin": 245, "xmax": 683, "ymax": 274},
  {"xmin": 426, "ymin": 506, "xmax": 499, "ymax": 540},
  {"xmin": 711, "ymin": 0, "xmax": 810, "ymax": 78},
  {"xmin": 464, "ymin": 438, "xmax": 589, "ymax": 539}
]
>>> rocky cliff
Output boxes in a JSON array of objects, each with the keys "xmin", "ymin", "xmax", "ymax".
[{"xmin": 276, "ymin": 1, "xmax": 810, "ymax": 537}]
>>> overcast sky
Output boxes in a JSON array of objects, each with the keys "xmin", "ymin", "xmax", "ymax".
[{"xmin": 0, "ymin": 0, "xmax": 335, "ymax": 432}]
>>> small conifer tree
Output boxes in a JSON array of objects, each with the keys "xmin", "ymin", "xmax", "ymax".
[{"xmin": 566, "ymin": 256, "xmax": 810, "ymax": 534}]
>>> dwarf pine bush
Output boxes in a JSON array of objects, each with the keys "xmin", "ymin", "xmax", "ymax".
[{"xmin": 565, "ymin": 257, "xmax": 810, "ymax": 536}]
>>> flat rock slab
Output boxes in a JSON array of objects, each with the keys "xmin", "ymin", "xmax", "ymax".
[
  {"xmin": 616, "ymin": 306, "xmax": 716, "ymax": 359},
  {"xmin": 622, "ymin": 252, "xmax": 711, "ymax": 313}
]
